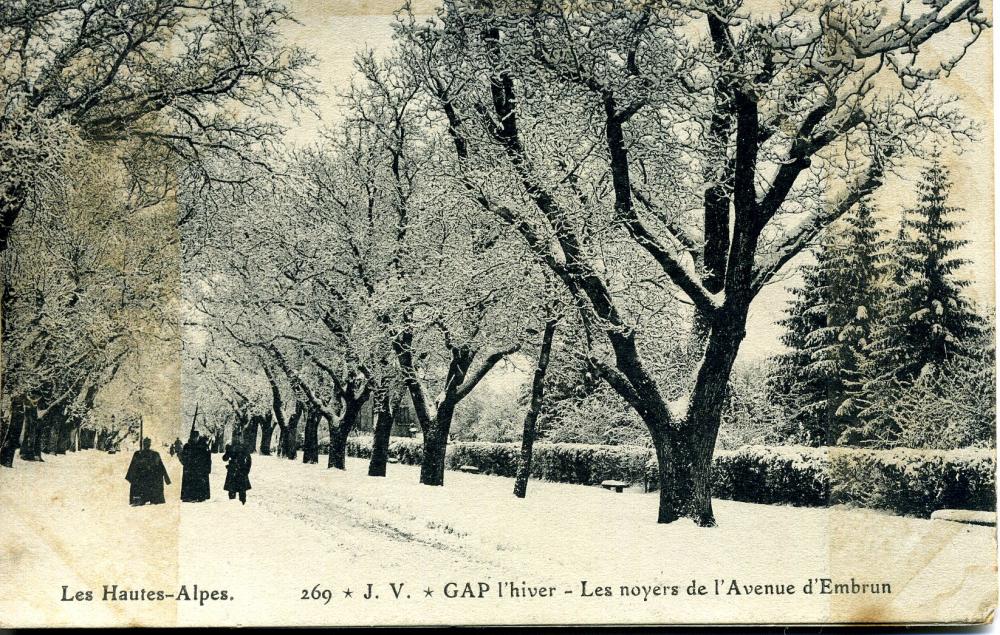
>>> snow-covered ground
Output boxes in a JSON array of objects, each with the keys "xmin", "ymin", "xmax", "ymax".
[{"xmin": 0, "ymin": 450, "xmax": 994, "ymax": 627}]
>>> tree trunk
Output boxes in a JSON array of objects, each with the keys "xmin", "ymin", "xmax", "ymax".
[
  {"xmin": 650, "ymin": 422, "xmax": 723, "ymax": 525},
  {"xmin": 66, "ymin": 384, "xmax": 99, "ymax": 455},
  {"xmin": 277, "ymin": 426, "xmax": 290, "ymax": 458},
  {"xmin": 327, "ymin": 424, "xmax": 348, "ymax": 470},
  {"xmin": 19, "ymin": 403, "xmax": 43, "ymax": 461},
  {"xmin": 244, "ymin": 414, "xmax": 259, "ymax": 453},
  {"xmin": 79, "ymin": 427, "xmax": 96, "ymax": 450},
  {"xmin": 0, "ymin": 396, "xmax": 25, "ymax": 467},
  {"xmin": 302, "ymin": 406, "xmax": 320, "ymax": 464},
  {"xmin": 42, "ymin": 403, "xmax": 73, "ymax": 455},
  {"xmin": 368, "ymin": 392, "xmax": 393, "ymax": 477},
  {"xmin": 259, "ymin": 415, "xmax": 274, "ymax": 456},
  {"xmin": 650, "ymin": 310, "xmax": 746, "ymax": 526},
  {"xmin": 0, "ymin": 272, "xmax": 9, "ymax": 409},
  {"xmin": 514, "ymin": 318, "xmax": 557, "ymax": 499},
  {"xmin": 53, "ymin": 409, "xmax": 74, "ymax": 455},
  {"xmin": 42, "ymin": 413, "xmax": 56, "ymax": 454},
  {"xmin": 0, "ymin": 187, "xmax": 23, "ymax": 410},
  {"xmin": 327, "ymin": 396, "xmax": 363, "ymax": 470},
  {"xmin": 419, "ymin": 413, "xmax": 452, "ymax": 486},
  {"xmin": 278, "ymin": 403, "xmax": 302, "ymax": 460},
  {"xmin": 280, "ymin": 426, "xmax": 295, "ymax": 458}
]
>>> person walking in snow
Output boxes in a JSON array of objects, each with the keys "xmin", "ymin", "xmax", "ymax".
[
  {"xmin": 222, "ymin": 442, "xmax": 252, "ymax": 504},
  {"xmin": 180, "ymin": 432, "xmax": 212, "ymax": 502},
  {"xmin": 125, "ymin": 437, "xmax": 171, "ymax": 506}
]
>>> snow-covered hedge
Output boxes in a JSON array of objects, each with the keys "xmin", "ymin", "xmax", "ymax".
[
  {"xmin": 707, "ymin": 446, "xmax": 830, "ymax": 506},
  {"xmin": 451, "ymin": 441, "xmax": 652, "ymax": 484},
  {"xmin": 345, "ymin": 437, "xmax": 995, "ymax": 517},
  {"xmin": 346, "ymin": 437, "xmax": 424, "ymax": 465},
  {"xmin": 346, "ymin": 437, "xmax": 650, "ymax": 484},
  {"xmin": 653, "ymin": 445, "xmax": 995, "ymax": 516},
  {"xmin": 827, "ymin": 447, "xmax": 996, "ymax": 517}
]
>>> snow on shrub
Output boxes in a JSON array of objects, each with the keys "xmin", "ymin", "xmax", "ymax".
[
  {"xmin": 828, "ymin": 447, "xmax": 995, "ymax": 517},
  {"xmin": 521, "ymin": 443, "xmax": 651, "ymax": 485},
  {"xmin": 348, "ymin": 437, "xmax": 651, "ymax": 484},
  {"xmin": 346, "ymin": 437, "xmax": 424, "ymax": 464},
  {"xmin": 345, "ymin": 437, "xmax": 994, "ymax": 517},
  {"xmin": 448, "ymin": 442, "xmax": 520, "ymax": 477},
  {"xmin": 708, "ymin": 446, "xmax": 830, "ymax": 507}
]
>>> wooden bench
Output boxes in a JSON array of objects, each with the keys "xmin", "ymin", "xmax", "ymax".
[
  {"xmin": 458, "ymin": 465, "xmax": 480, "ymax": 474},
  {"xmin": 600, "ymin": 479, "xmax": 629, "ymax": 493},
  {"xmin": 930, "ymin": 509, "xmax": 996, "ymax": 526}
]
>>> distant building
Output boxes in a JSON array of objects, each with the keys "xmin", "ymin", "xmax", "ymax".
[{"xmin": 353, "ymin": 393, "xmax": 420, "ymax": 438}]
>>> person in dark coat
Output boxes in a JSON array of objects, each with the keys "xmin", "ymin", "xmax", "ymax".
[
  {"xmin": 126, "ymin": 438, "xmax": 170, "ymax": 506},
  {"xmin": 180, "ymin": 432, "xmax": 212, "ymax": 502},
  {"xmin": 223, "ymin": 442, "xmax": 252, "ymax": 504},
  {"xmin": 195, "ymin": 435, "xmax": 212, "ymax": 500}
]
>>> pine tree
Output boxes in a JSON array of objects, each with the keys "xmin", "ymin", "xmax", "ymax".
[
  {"xmin": 855, "ymin": 154, "xmax": 984, "ymax": 446},
  {"xmin": 771, "ymin": 247, "xmax": 831, "ymax": 444},
  {"xmin": 865, "ymin": 154, "xmax": 982, "ymax": 385},
  {"xmin": 772, "ymin": 201, "xmax": 883, "ymax": 445}
]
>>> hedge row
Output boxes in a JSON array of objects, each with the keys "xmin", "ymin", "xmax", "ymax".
[
  {"xmin": 701, "ymin": 445, "xmax": 995, "ymax": 516},
  {"xmin": 345, "ymin": 437, "xmax": 651, "ymax": 484},
  {"xmin": 706, "ymin": 446, "xmax": 831, "ymax": 507},
  {"xmin": 345, "ymin": 437, "xmax": 995, "ymax": 518},
  {"xmin": 827, "ymin": 447, "xmax": 996, "ymax": 517},
  {"xmin": 450, "ymin": 441, "xmax": 652, "ymax": 485},
  {"xmin": 347, "ymin": 436, "xmax": 425, "ymax": 465}
]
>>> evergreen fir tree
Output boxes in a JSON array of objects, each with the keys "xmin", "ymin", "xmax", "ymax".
[
  {"xmin": 771, "ymin": 245, "xmax": 830, "ymax": 444},
  {"xmin": 772, "ymin": 201, "xmax": 883, "ymax": 445},
  {"xmin": 855, "ymin": 154, "xmax": 984, "ymax": 446},
  {"xmin": 865, "ymin": 154, "xmax": 982, "ymax": 385}
]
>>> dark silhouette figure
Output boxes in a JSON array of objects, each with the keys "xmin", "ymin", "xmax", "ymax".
[
  {"xmin": 126, "ymin": 438, "xmax": 170, "ymax": 506},
  {"xmin": 196, "ymin": 436, "xmax": 212, "ymax": 499},
  {"xmin": 169, "ymin": 437, "xmax": 183, "ymax": 457},
  {"xmin": 223, "ymin": 443, "xmax": 252, "ymax": 505},
  {"xmin": 180, "ymin": 432, "xmax": 212, "ymax": 502}
]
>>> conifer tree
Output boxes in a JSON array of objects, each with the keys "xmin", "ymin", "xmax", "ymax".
[
  {"xmin": 865, "ymin": 155, "xmax": 982, "ymax": 385},
  {"xmin": 853, "ymin": 155, "xmax": 984, "ymax": 445},
  {"xmin": 773, "ymin": 201, "xmax": 883, "ymax": 445}
]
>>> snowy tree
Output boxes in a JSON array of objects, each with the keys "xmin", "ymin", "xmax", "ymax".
[
  {"xmin": 391, "ymin": 0, "xmax": 985, "ymax": 524},
  {"xmin": 0, "ymin": 2, "xmax": 317, "ymax": 434},
  {"xmin": 865, "ymin": 154, "xmax": 983, "ymax": 385},
  {"xmin": 0, "ymin": 0, "xmax": 315, "ymax": 252},
  {"xmin": 853, "ymin": 154, "xmax": 985, "ymax": 445},
  {"xmin": 773, "ymin": 201, "xmax": 883, "ymax": 445},
  {"xmin": 1, "ymin": 143, "xmax": 178, "ymax": 466},
  {"xmin": 181, "ymin": 48, "xmax": 539, "ymax": 482},
  {"xmin": 716, "ymin": 360, "xmax": 788, "ymax": 450},
  {"xmin": 891, "ymin": 325, "xmax": 995, "ymax": 449}
]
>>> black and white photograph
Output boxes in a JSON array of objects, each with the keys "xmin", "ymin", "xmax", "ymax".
[{"xmin": 0, "ymin": 0, "xmax": 995, "ymax": 627}]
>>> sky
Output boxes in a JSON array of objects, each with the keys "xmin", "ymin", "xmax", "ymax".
[{"xmin": 276, "ymin": 2, "xmax": 995, "ymax": 365}]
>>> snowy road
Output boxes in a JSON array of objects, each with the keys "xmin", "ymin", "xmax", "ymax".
[{"xmin": 1, "ymin": 450, "xmax": 995, "ymax": 626}]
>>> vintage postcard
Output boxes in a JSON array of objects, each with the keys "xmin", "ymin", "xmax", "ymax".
[{"xmin": 0, "ymin": 0, "xmax": 996, "ymax": 627}]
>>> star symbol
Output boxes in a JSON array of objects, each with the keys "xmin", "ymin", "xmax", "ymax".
[
  {"xmin": 343, "ymin": 588, "xmax": 353, "ymax": 598},
  {"xmin": 423, "ymin": 587, "xmax": 434, "ymax": 597}
]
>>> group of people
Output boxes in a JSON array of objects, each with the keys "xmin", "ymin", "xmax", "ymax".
[{"xmin": 125, "ymin": 431, "xmax": 253, "ymax": 507}]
